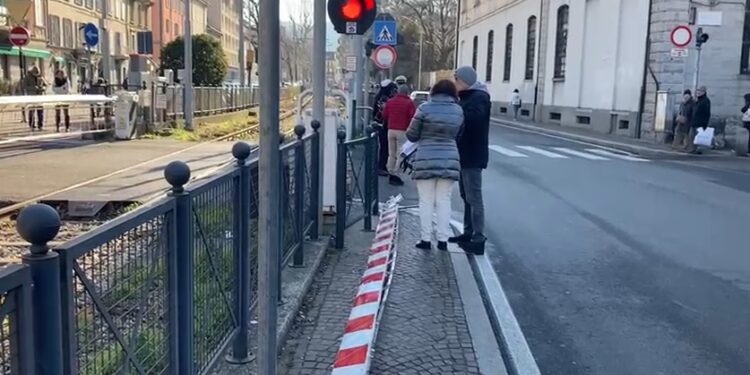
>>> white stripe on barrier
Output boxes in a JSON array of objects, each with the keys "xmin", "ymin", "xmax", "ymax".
[
  {"xmin": 339, "ymin": 329, "xmax": 376, "ymax": 350},
  {"xmin": 366, "ymin": 250, "xmax": 390, "ymax": 263},
  {"xmin": 357, "ymin": 281, "xmax": 383, "ymax": 296},
  {"xmin": 349, "ymin": 301, "xmax": 381, "ymax": 321},
  {"xmin": 363, "ymin": 265, "xmax": 387, "ymax": 277}
]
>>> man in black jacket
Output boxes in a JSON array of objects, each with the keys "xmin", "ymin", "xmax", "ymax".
[
  {"xmin": 688, "ymin": 86, "xmax": 711, "ymax": 154},
  {"xmin": 449, "ymin": 66, "xmax": 491, "ymax": 255}
]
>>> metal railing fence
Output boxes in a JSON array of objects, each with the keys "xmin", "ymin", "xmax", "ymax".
[{"xmin": 4, "ymin": 123, "xmax": 321, "ymax": 375}]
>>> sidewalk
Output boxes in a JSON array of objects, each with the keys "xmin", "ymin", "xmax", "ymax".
[
  {"xmin": 492, "ymin": 115, "xmax": 738, "ymax": 158},
  {"xmin": 280, "ymin": 178, "xmax": 504, "ymax": 375}
]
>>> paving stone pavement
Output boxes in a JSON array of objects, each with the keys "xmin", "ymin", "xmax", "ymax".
[
  {"xmin": 279, "ymin": 223, "xmax": 375, "ymax": 375},
  {"xmin": 370, "ymin": 211, "xmax": 481, "ymax": 374}
]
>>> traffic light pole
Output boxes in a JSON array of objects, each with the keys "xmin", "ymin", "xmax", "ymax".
[
  {"xmin": 312, "ymin": 0, "xmax": 326, "ymax": 236},
  {"xmin": 693, "ymin": 45, "xmax": 702, "ymax": 93},
  {"xmin": 184, "ymin": 0, "xmax": 194, "ymax": 130},
  {"xmin": 353, "ymin": 35, "xmax": 365, "ymax": 132}
]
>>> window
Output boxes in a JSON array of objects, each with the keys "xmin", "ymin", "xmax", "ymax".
[
  {"xmin": 48, "ymin": 16, "xmax": 61, "ymax": 47},
  {"xmin": 34, "ymin": 0, "xmax": 45, "ymax": 26},
  {"xmin": 503, "ymin": 24, "xmax": 513, "ymax": 81},
  {"xmin": 62, "ymin": 18, "xmax": 74, "ymax": 49},
  {"xmin": 166, "ymin": 21, "xmax": 171, "ymax": 33},
  {"xmin": 525, "ymin": 16, "xmax": 537, "ymax": 80},
  {"xmin": 0, "ymin": 4, "xmax": 9, "ymax": 27},
  {"xmin": 742, "ymin": 0, "xmax": 750, "ymax": 73},
  {"xmin": 74, "ymin": 0, "xmax": 83, "ymax": 6},
  {"xmin": 472, "ymin": 36, "xmax": 478, "ymax": 70},
  {"xmin": 114, "ymin": 32, "xmax": 122, "ymax": 54},
  {"xmin": 486, "ymin": 31, "xmax": 494, "ymax": 82},
  {"xmin": 85, "ymin": 0, "xmax": 94, "ymax": 10},
  {"xmin": 95, "ymin": 0, "xmax": 101, "ymax": 12},
  {"xmin": 554, "ymin": 5, "xmax": 569, "ymax": 79},
  {"xmin": 175, "ymin": 23, "xmax": 179, "ymax": 35}
]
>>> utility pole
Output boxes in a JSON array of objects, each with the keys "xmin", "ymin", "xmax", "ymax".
[
  {"xmin": 238, "ymin": 0, "xmax": 246, "ymax": 86},
  {"xmin": 99, "ymin": 0, "xmax": 110, "ymax": 83},
  {"xmin": 184, "ymin": 0, "xmax": 194, "ymax": 130},
  {"xmin": 257, "ymin": 0, "xmax": 281, "ymax": 373},
  {"xmin": 312, "ymin": 0, "xmax": 326, "ymax": 235}
]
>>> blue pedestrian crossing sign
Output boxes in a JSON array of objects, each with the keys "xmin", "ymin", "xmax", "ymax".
[
  {"xmin": 83, "ymin": 23, "xmax": 99, "ymax": 47},
  {"xmin": 373, "ymin": 20, "xmax": 397, "ymax": 46}
]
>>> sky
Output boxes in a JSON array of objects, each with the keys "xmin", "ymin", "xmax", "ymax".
[{"xmin": 280, "ymin": 0, "xmax": 338, "ymax": 52}]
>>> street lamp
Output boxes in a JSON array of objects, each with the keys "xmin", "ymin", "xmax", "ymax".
[{"xmin": 399, "ymin": 16, "xmax": 423, "ymax": 90}]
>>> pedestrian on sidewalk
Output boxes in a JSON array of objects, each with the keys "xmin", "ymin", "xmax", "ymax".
[
  {"xmin": 383, "ymin": 85, "xmax": 417, "ymax": 186},
  {"xmin": 374, "ymin": 80, "xmax": 398, "ymax": 176},
  {"xmin": 406, "ymin": 80, "xmax": 464, "ymax": 251},
  {"xmin": 741, "ymin": 93, "xmax": 750, "ymax": 154},
  {"xmin": 688, "ymin": 86, "xmax": 711, "ymax": 154},
  {"xmin": 451, "ymin": 66, "xmax": 491, "ymax": 255},
  {"xmin": 52, "ymin": 70, "xmax": 71, "ymax": 132},
  {"xmin": 23, "ymin": 66, "xmax": 47, "ymax": 131},
  {"xmin": 510, "ymin": 89, "xmax": 522, "ymax": 120},
  {"xmin": 672, "ymin": 89, "xmax": 694, "ymax": 150}
]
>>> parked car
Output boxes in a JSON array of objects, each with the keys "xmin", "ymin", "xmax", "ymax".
[{"xmin": 410, "ymin": 91, "xmax": 430, "ymax": 106}]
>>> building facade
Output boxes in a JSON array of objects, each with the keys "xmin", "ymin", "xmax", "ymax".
[
  {"xmin": 152, "ymin": 0, "xmax": 184, "ymax": 63},
  {"xmin": 457, "ymin": 0, "xmax": 650, "ymax": 137},
  {"xmin": 191, "ymin": 0, "xmax": 208, "ymax": 35},
  {"xmin": 1, "ymin": 0, "xmax": 51, "ymax": 88}
]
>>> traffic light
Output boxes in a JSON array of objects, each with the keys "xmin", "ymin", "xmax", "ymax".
[
  {"xmin": 328, "ymin": 0, "xmax": 377, "ymax": 35},
  {"xmin": 696, "ymin": 27, "xmax": 709, "ymax": 47}
]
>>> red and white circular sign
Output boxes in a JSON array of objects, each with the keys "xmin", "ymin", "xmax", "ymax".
[
  {"xmin": 372, "ymin": 45, "xmax": 397, "ymax": 70},
  {"xmin": 9, "ymin": 26, "xmax": 31, "ymax": 47},
  {"xmin": 670, "ymin": 25, "xmax": 692, "ymax": 48}
]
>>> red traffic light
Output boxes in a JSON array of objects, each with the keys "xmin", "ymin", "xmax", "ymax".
[{"xmin": 341, "ymin": 0, "xmax": 362, "ymax": 20}]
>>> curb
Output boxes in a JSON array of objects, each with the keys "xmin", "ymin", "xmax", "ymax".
[
  {"xmin": 491, "ymin": 117, "xmax": 683, "ymax": 158},
  {"xmin": 276, "ymin": 238, "xmax": 330, "ymax": 353},
  {"xmin": 331, "ymin": 200, "xmax": 400, "ymax": 375}
]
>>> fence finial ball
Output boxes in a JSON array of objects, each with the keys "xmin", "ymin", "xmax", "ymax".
[
  {"xmin": 164, "ymin": 161, "xmax": 191, "ymax": 192},
  {"xmin": 337, "ymin": 128, "xmax": 347, "ymax": 140},
  {"xmin": 294, "ymin": 124, "xmax": 306, "ymax": 139},
  {"xmin": 16, "ymin": 204, "xmax": 61, "ymax": 248},
  {"xmin": 311, "ymin": 120, "xmax": 321, "ymax": 131},
  {"xmin": 232, "ymin": 142, "xmax": 252, "ymax": 161}
]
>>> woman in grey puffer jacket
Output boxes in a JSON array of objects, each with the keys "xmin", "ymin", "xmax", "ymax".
[{"xmin": 406, "ymin": 80, "xmax": 464, "ymax": 251}]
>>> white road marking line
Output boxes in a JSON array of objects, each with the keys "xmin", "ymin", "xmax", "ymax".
[
  {"xmin": 516, "ymin": 146, "xmax": 568, "ymax": 159},
  {"xmin": 552, "ymin": 147, "xmax": 610, "ymax": 160},
  {"xmin": 490, "ymin": 145, "xmax": 528, "ymax": 157},
  {"xmin": 585, "ymin": 148, "xmax": 649, "ymax": 162}
]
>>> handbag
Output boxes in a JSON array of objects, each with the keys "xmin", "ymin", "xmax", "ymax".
[
  {"xmin": 676, "ymin": 115, "xmax": 687, "ymax": 125},
  {"xmin": 693, "ymin": 127, "xmax": 715, "ymax": 147}
]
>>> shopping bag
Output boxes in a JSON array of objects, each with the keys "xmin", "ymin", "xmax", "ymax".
[
  {"xmin": 693, "ymin": 127, "xmax": 715, "ymax": 147},
  {"xmin": 401, "ymin": 140, "xmax": 417, "ymax": 157}
]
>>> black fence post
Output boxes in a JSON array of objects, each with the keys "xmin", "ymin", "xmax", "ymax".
[
  {"xmin": 293, "ymin": 125, "xmax": 306, "ymax": 267},
  {"xmin": 309, "ymin": 120, "xmax": 321, "ymax": 240},
  {"xmin": 363, "ymin": 126, "xmax": 374, "ymax": 232},
  {"xmin": 335, "ymin": 128, "xmax": 347, "ymax": 249},
  {"xmin": 371, "ymin": 131, "xmax": 380, "ymax": 216},
  {"xmin": 226, "ymin": 143, "xmax": 254, "ymax": 364},
  {"xmin": 17, "ymin": 204, "xmax": 64, "ymax": 375},
  {"xmin": 165, "ymin": 161, "xmax": 194, "ymax": 375}
]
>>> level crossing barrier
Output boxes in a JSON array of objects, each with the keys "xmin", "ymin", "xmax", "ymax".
[{"xmin": 3, "ymin": 123, "xmax": 321, "ymax": 375}]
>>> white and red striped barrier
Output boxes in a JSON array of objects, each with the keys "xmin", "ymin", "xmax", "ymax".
[{"xmin": 331, "ymin": 200, "xmax": 400, "ymax": 375}]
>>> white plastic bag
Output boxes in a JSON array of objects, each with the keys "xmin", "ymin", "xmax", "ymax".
[
  {"xmin": 400, "ymin": 140, "xmax": 417, "ymax": 157},
  {"xmin": 693, "ymin": 127, "xmax": 715, "ymax": 147}
]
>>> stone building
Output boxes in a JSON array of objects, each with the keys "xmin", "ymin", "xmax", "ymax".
[
  {"xmin": 457, "ymin": 0, "xmax": 750, "ymax": 143},
  {"xmin": 1, "ymin": 0, "xmax": 52, "ymax": 89},
  {"xmin": 152, "ymin": 0, "xmax": 184, "ymax": 63},
  {"xmin": 207, "ymin": 0, "xmax": 242, "ymax": 82}
]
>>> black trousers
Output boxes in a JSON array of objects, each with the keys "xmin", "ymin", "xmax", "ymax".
[
  {"xmin": 56, "ymin": 105, "xmax": 70, "ymax": 131},
  {"xmin": 378, "ymin": 126, "xmax": 388, "ymax": 171},
  {"xmin": 28, "ymin": 107, "xmax": 44, "ymax": 129}
]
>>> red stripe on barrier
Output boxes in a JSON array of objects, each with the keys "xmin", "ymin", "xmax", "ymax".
[
  {"xmin": 333, "ymin": 345, "xmax": 369, "ymax": 368},
  {"xmin": 344, "ymin": 315, "xmax": 375, "ymax": 334},
  {"xmin": 361, "ymin": 272, "xmax": 385, "ymax": 284},
  {"xmin": 376, "ymin": 223, "xmax": 395, "ymax": 234},
  {"xmin": 367, "ymin": 257, "xmax": 388, "ymax": 269},
  {"xmin": 374, "ymin": 233, "xmax": 392, "ymax": 243},
  {"xmin": 371, "ymin": 244, "xmax": 390, "ymax": 254},
  {"xmin": 353, "ymin": 291, "xmax": 380, "ymax": 307}
]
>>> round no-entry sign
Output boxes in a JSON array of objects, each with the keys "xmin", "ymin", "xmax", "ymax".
[
  {"xmin": 670, "ymin": 25, "xmax": 692, "ymax": 48},
  {"xmin": 372, "ymin": 45, "xmax": 397, "ymax": 70},
  {"xmin": 9, "ymin": 26, "xmax": 31, "ymax": 47}
]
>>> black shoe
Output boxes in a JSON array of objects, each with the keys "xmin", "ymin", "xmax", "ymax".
[
  {"xmin": 388, "ymin": 175, "xmax": 404, "ymax": 186},
  {"xmin": 448, "ymin": 233, "xmax": 472, "ymax": 243},
  {"xmin": 415, "ymin": 241, "xmax": 431, "ymax": 250},
  {"xmin": 459, "ymin": 240, "xmax": 485, "ymax": 255},
  {"xmin": 437, "ymin": 241, "xmax": 448, "ymax": 251},
  {"xmin": 377, "ymin": 169, "xmax": 390, "ymax": 177}
]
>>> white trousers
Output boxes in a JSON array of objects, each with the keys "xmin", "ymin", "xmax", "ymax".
[{"xmin": 415, "ymin": 178, "xmax": 455, "ymax": 242}]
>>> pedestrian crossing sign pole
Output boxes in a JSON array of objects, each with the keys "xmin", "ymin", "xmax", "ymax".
[{"xmin": 373, "ymin": 20, "xmax": 397, "ymax": 45}]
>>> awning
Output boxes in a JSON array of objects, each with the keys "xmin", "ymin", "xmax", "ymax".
[{"xmin": 0, "ymin": 46, "xmax": 52, "ymax": 59}]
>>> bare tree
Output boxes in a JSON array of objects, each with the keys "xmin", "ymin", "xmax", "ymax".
[
  {"xmin": 243, "ymin": 0, "xmax": 259, "ymax": 85},
  {"xmin": 392, "ymin": 0, "xmax": 458, "ymax": 74},
  {"xmin": 280, "ymin": 3, "xmax": 313, "ymax": 84}
]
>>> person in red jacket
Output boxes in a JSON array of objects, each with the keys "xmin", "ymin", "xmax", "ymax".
[{"xmin": 382, "ymin": 85, "xmax": 417, "ymax": 185}]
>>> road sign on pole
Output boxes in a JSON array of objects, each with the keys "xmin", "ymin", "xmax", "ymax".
[
  {"xmin": 345, "ymin": 55, "xmax": 357, "ymax": 71},
  {"xmin": 670, "ymin": 48, "xmax": 688, "ymax": 58},
  {"xmin": 373, "ymin": 20, "xmax": 397, "ymax": 45},
  {"xmin": 83, "ymin": 23, "xmax": 99, "ymax": 47},
  {"xmin": 9, "ymin": 26, "xmax": 30, "ymax": 47},
  {"xmin": 372, "ymin": 45, "xmax": 397, "ymax": 70},
  {"xmin": 670, "ymin": 25, "xmax": 692, "ymax": 48}
]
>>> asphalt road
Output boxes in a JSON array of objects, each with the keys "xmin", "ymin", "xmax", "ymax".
[{"xmin": 466, "ymin": 125, "xmax": 750, "ymax": 375}]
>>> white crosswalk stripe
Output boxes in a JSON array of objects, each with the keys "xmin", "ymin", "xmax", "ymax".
[
  {"xmin": 490, "ymin": 145, "xmax": 528, "ymax": 157},
  {"xmin": 584, "ymin": 149, "xmax": 649, "ymax": 162},
  {"xmin": 552, "ymin": 147, "xmax": 610, "ymax": 160},
  {"xmin": 516, "ymin": 146, "xmax": 568, "ymax": 159}
]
